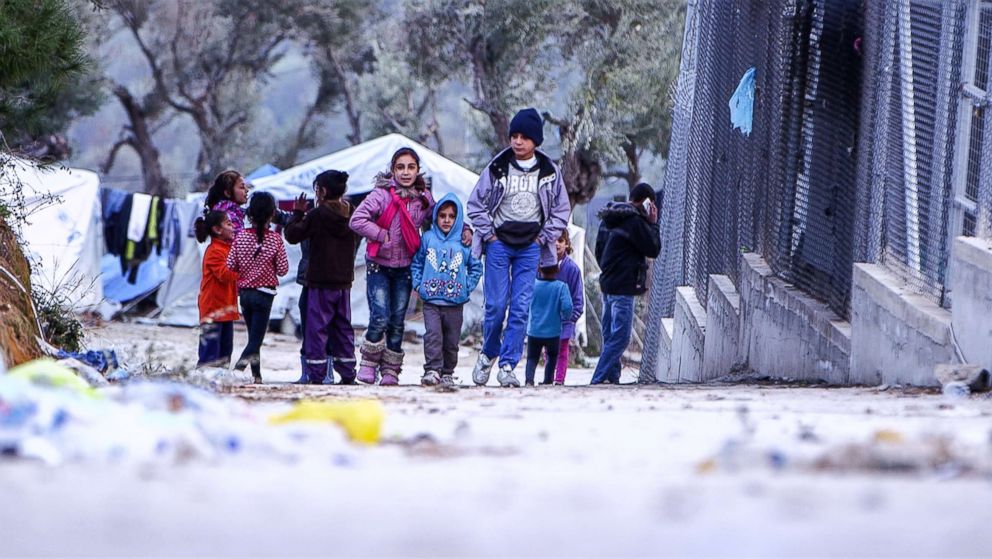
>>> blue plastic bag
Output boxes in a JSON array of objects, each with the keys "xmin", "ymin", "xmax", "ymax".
[{"xmin": 729, "ymin": 67, "xmax": 756, "ymax": 136}]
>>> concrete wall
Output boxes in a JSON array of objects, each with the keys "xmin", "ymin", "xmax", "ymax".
[
  {"xmin": 949, "ymin": 237, "xmax": 992, "ymax": 370},
  {"xmin": 738, "ymin": 254, "xmax": 851, "ymax": 384},
  {"xmin": 657, "ymin": 318, "xmax": 675, "ymax": 382},
  {"xmin": 651, "ymin": 238, "xmax": 992, "ymax": 387},
  {"xmin": 849, "ymin": 264, "xmax": 954, "ymax": 386},
  {"xmin": 669, "ymin": 286, "xmax": 706, "ymax": 382},
  {"xmin": 702, "ymin": 275, "xmax": 741, "ymax": 379}
]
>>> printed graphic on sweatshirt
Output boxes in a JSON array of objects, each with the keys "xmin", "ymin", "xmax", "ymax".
[
  {"xmin": 423, "ymin": 247, "xmax": 464, "ymax": 299},
  {"xmin": 493, "ymin": 166, "xmax": 543, "ymax": 229}
]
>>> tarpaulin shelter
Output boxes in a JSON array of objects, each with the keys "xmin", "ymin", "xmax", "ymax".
[{"xmin": 0, "ymin": 159, "xmax": 104, "ymax": 309}]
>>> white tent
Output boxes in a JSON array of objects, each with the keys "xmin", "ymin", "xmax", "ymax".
[
  {"xmin": 0, "ymin": 159, "xmax": 104, "ymax": 310},
  {"xmin": 250, "ymin": 133, "xmax": 478, "ymax": 201}
]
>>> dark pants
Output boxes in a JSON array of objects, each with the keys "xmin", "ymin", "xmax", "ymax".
[
  {"xmin": 197, "ymin": 321, "xmax": 233, "ymax": 368},
  {"xmin": 525, "ymin": 336, "xmax": 560, "ymax": 385},
  {"xmin": 366, "ymin": 263, "xmax": 412, "ymax": 352},
  {"xmin": 423, "ymin": 302, "xmax": 464, "ymax": 375},
  {"xmin": 305, "ymin": 287, "xmax": 356, "ymax": 384},
  {"xmin": 235, "ymin": 288, "xmax": 274, "ymax": 379}
]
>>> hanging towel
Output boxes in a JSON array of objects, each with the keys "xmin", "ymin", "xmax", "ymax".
[
  {"xmin": 729, "ymin": 67, "xmax": 756, "ymax": 136},
  {"xmin": 127, "ymin": 193, "xmax": 152, "ymax": 242}
]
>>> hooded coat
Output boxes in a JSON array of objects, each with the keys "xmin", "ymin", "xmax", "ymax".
[
  {"xmin": 284, "ymin": 199, "xmax": 360, "ymax": 289},
  {"xmin": 596, "ymin": 202, "xmax": 661, "ymax": 296},
  {"xmin": 411, "ymin": 193, "xmax": 484, "ymax": 306}
]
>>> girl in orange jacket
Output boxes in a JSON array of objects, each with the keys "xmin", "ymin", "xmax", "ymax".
[{"xmin": 194, "ymin": 210, "xmax": 239, "ymax": 367}]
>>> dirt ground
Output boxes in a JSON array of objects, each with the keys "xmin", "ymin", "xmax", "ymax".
[{"xmin": 2, "ymin": 320, "xmax": 992, "ymax": 557}]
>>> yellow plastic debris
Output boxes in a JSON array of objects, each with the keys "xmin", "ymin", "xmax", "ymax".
[
  {"xmin": 872, "ymin": 429, "xmax": 905, "ymax": 444},
  {"xmin": 8, "ymin": 358, "xmax": 99, "ymax": 398},
  {"xmin": 270, "ymin": 399, "xmax": 384, "ymax": 444}
]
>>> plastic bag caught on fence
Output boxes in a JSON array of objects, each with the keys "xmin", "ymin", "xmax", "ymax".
[{"xmin": 729, "ymin": 67, "xmax": 756, "ymax": 136}]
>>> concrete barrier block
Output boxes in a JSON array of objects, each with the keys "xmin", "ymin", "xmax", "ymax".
[
  {"xmin": 703, "ymin": 275, "xmax": 741, "ymax": 379},
  {"xmin": 850, "ymin": 263, "xmax": 953, "ymax": 386},
  {"xmin": 949, "ymin": 236, "xmax": 992, "ymax": 370},
  {"xmin": 739, "ymin": 254, "xmax": 850, "ymax": 384},
  {"xmin": 670, "ymin": 286, "xmax": 706, "ymax": 382},
  {"xmin": 658, "ymin": 318, "xmax": 675, "ymax": 382}
]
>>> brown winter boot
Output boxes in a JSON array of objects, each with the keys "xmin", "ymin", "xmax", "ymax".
[
  {"xmin": 357, "ymin": 339, "xmax": 385, "ymax": 384},
  {"xmin": 379, "ymin": 349, "xmax": 404, "ymax": 386}
]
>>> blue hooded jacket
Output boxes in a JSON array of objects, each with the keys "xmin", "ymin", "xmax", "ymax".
[{"xmin": 411, "ymin": 193, "xmax": 483, "ymax": 306}]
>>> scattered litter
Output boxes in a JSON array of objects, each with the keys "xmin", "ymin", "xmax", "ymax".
[
  {"xmin": 697, "ymin": 428, "xmax": 992, "ymax": 478},
  {"xmin": 269, "ymin": 400, "xmax": 384, "ymax": 444},
  {"xmin": 57, "ymin": 359, "xmax": 108, "ymax": 387},
  {"xmin": 8, "ymin": 359, "xmax": 99, "ymax": 398},
  {"xmin": 184, "ymin": 367, "xmax": 252, "ymax": 389},
  {"xmin": 942, "ymin": 381, "xmax": 971, "ymax": 400},
  {"xmin": 56, "ymin": 349, "xmax": 119, "ymax": 375},
  {"xmin": 936, "ymin": 364, "xmax": 991, "ymax": 393},
  {"xmin": 0, "ymin": 359, "xmax": 367, "ymax": 466}
]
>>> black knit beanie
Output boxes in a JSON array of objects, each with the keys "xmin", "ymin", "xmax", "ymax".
[
  {"xmin": 508, "ymin": 108, "xmax": 544, "ymax": 146},
  {"xmin": 315, "ymin": 169, "xmax": 349, "ymax": 199},
  {"xmin": 630, "ymin": 182, "xmax": 655, "ymax": 204}
]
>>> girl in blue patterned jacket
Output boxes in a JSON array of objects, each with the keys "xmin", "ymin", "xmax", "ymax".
[{"xmin": 411, "ymin": 193, "xmax": 483, "ymax": 387}]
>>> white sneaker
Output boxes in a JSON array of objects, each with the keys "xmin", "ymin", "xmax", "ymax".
[
  {"xmin": 497, "ymin": 364, "xmax": 520, "ymax": 387},
  {"xmin": 472, "ymin": 354, "xmax": 494, "ymax": 386},
  {"xmin": 421, "ymin": 370, "xmax": 441, "ymax": 386}
]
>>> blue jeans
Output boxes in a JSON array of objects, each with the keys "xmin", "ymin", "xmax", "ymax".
[
  {"xmin": 591, "ymin": 294, "xmax": 635, "ymax": 384},
  {"xmin": 365, "ymin": 263, "xmax": 412, "ymax": 352},
  {"xmin": 236, "ymin": 288, "xmax": 274, "ymax": 379},
  {"xmin": 482, "ymin": 240, "xmax": 540, "ymax": 369}
]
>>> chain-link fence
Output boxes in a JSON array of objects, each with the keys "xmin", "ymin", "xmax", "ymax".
[{"xmin": 643, "ymin": 0, "xmax": 992, "ymax": 379}]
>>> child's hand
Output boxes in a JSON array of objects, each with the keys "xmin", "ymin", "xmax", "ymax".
[{"xmin": 293, "ymin": 193, "xmax": 308, "ymax": 213}]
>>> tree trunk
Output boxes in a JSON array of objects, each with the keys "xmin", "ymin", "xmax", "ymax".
[
  {"xmin": 622, "ymin": 140, "xmax": 641, "ymax": 190},
  {"xmin": 0, "ymin": 218, "xmax": 43, "ymax": 367},
  {"xmin": 543, "ymin": 112, "xmax": 602, "ymax": 207},
  {"xmin": 110, "ymin": 85, "xmax": 169, "ymax": 197}
]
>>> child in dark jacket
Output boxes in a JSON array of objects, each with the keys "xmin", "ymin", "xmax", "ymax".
[
  {"xmin": 193, "ymin": 210, "xmax": 238, "ymax": 368},
  {"xmin": 411, "ymin": 193, "xmax": 483, "ymax": 387},
  {"xmin": 525, "ymin": 265, "xmax": 573, "ymax": 386},
  {"xmin": 284, "ymin": 170, "xmax": 360, "ymax": 385},
  {"xmin": 553, "ymin": 231, "xmax": 584, "ymax": 384}
]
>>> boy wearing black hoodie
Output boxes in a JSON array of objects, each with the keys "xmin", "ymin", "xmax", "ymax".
[{"xmin": 591, "ymin": 182, "xmax": 661, "ymax": 385}]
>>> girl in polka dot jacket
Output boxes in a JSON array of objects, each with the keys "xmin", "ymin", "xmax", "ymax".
[{"xmin": 226, "ymin": 191, "xmax": 288, "ymax": 383}]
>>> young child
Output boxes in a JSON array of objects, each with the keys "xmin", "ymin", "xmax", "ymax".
[
  {"xmin": 350, "ymin": 147, "xmax": 435, "ymax": 385},
  {"xmin": 411, "ymin": 194, "xmax": 483, "ymax": 387},
  {"xmin": 284, "ymin": 170, "xmax": 360, "ymax": 385},
  {"xmin": 552, "ymin": 231, "xmax": 584, "ymax": 385},
  {"xmin": 204, "ymin": 170, "xmax": 249, "ymax": 235},
  {"xmin": 467, "ymin": 107, "xmax": 571, "ymax": 388},
  {"xmin": 524, "ymin": 265, "xmax": 573, "ymax": 386},
  {"xmin": 193, "ymin": 210, "xmax": 238, "ymax": 368},
  {"xmin": 226, "ymin": 191, "xmax": 289, "ymax": 383}
]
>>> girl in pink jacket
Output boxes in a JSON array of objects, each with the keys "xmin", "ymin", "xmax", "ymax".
[{"xmin": 350, "ymin": 147, "xmax": 434, "ymax": 385}]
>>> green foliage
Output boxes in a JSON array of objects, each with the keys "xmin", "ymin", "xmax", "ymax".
[
  {"xmin": 556, "ymin": 0, "xmax": 685, "ymax": 188},
  {"xmin": 404, "ymin": 0, "xmax": 561, "ymax": 152},
  {"xmin": 0, "ymin": 0, "xmax": 103, "ymax": 148},
  {"xmin": 30, "ymin": 267, "xmax": 92, "ymax": 352}
]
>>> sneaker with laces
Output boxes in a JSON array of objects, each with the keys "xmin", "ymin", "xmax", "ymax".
[
  {"xmin": 497, "ymin": 364, "xmax": 520, "ymax": 387},
  {"xmin": 421, "ymin": 370, "xmax": 441, "ymax": 386},
  {"xmin": 439, "ymin": 374, "xmax": 457, "ymax": 388},
  {"xmin": 472, "ymin": 354, "xmax": 494, "ymax": 386}
]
